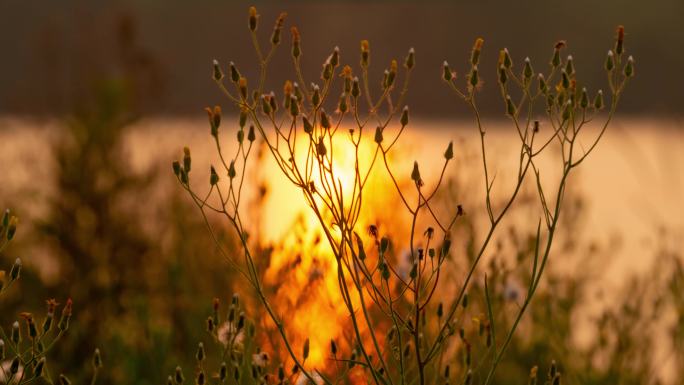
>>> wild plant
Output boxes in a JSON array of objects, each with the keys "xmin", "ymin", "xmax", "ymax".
[
  {"xmin": 173, "ymin": 7, "xmax": 632, "ymax": 384},
  {"xmin": 0, "ymin": 209, "xmax": 101, "ymax": 385}
]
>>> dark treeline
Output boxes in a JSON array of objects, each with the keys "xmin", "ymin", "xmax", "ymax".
[{"xmin": 0, "ymin": 0, "xmax": 681, "ymax": 118}]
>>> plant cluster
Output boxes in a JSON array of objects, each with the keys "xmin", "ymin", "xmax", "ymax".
[
  {"xmin": 174, "ymin": 6, "xmax": 633, "ymax": 385},
  {"xmin": 0, "ymin": 210, "xmax": 101, "ymax": 385}
]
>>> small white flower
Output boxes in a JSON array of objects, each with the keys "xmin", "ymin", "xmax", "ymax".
[
  {"xmin": 252, "ymin": 352, "xmax": 269, "ymax": 368},
  {"xmin": 295, "ymin": 372, "xmax": 323, "ymax": 385},
  {"xmin": 217, "ymin": 322, "xmax": 244, "ymax": 350}
]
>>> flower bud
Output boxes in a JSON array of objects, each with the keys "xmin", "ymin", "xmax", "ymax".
[
  {"xmin": 220, "ymin": 362, "xmax": 227, "ymax": 381},
  {"xmin": 302, "ymin": 115, "xmax": 313, "ymax": 134},
  {"xmin": 11, "ymin": 321, "xmax": 20, "ymax": 344},
  {"xmin": 469, "ymin": 66, "xmax": 479, "ymax": 88},
  {"xmin": 330, "ymin": 339, "xmax": 338, "ymax": 355},
  {"xmin": 538, "ymin": 73, "xmax": 547, "ymax": 93},
  {"xmin": 303, "ymin": 338, "xmax": 310, "ymax": 360},
  {"xmin": 210, "ymin": 166, "xmax": 219, "ymax": 185},
  {"xmin": 290, "ymin": 95, "xmax": 300, "ymax": 117},
  {"xmin": 594, "ymin": 90, "xmax": 604, "ymax": 110},
  {"xmin": 5, "ymin": 214, "xmax": 17, "ymax": 241},
  {"xmin": 291, "ymin": 27, "xmax": 301, "ymax": 59},
  {"xmin": 411, "ymin": 161, "xmax": 421, "ymax": 183},
  {"xmin": 561, "ymin": 70, "xmax": 570, "ymax": 89},
  {"xmin": 60, "ymin": 375, "xmax": 72, "ymax": 385},
  {"xmin": 444, "ymin": 141, "xmax": 454, "ymax": 160},
  {"xmin": 506, "ymin": 95, "xmax": 516, "ymax": 116},
  {"xmin": 580, "ymin": 87, "xmax": 589, "ymax": 109},
  {"xmin": 212, "ymin": 60, "xmax": 223, "ymax": 82},
  {"xmin": 405, "ymin": 47, "xmax": 415, "ymax": 70},
  {"xmin": 1, "ymin": 209, "xmax": 8, "ymax": 229},
  {"xmin": 92, "ymin": 348, "xmax": 102, "ymax": 369},
  {"xmin": 605, "ymin": 50, "xmax": 615, "ymax": 72},
  {"xmin": 248, "ymin": 125, "xmax": 256, "ymax": 142},
  {"xmin": 316, "ymin": 137, "xmax": 327, "ymax": 157},
  {"xmin": 615, "ymin": 25, "xmax": 625, "ymax": 56},
  {"xmin": 380, "ymin": 263, "xmax": 390, "ymax": 281},
  {"xmin": 230, "ymin": 62, "xmax": 241, "ymax": 83},
  {"xmin": 498, "ymin": 65, "xmax": 507, "ymax": 85},
  {"xmin": 320, "ymin": 109, "xmax": 331, "ymax": 129},
  {"xmin": 523, "ymin": 57, "xmax": 533, "ymax": 82},
  {"xmin": 33, "ymin": 358, "xmax": 45, "ymax": 377},
  {"xmin": 471, "ymin": 38, "xmax": 484, "ymax": 66},
  {"xmin": 380, "ymin": 236, "xmax": 390, "ymax": 254},
  {"xmin": 183, "ymin": 147, "xmax": 191, "ymax": 173},
  {"xmin": 311, "ymin": 84, "xmax": 321, "ymax": 107},
  {"xmin": 400, "ymin": 106, "xmax": 409, "ymax": 127},
  {"xmin": 269, "ymin": 91, "xmax": 278, "ymax": 112},
  {"xmin": 237, "ymin": 129, "xmax": 244, "ymax": 144},
  {"xmin": 351, "ymin": 77, "xmax": 360, "ymax": 98},
  {"xmin": 338, "ymin": 93, "xmax": 348, "ymax": 113},
  {"xmin": 360, "ymin": 40, "xmax": 370, "ymax": 67},
  {"xmin": 271, "ymin": 12, "xmax": 286, "ymax": 46},
  {"xmin": 442, "ymin": 61, "xmax": 453, "ymax": 82},
  {"xmin": 248, "ymin": 6, "xmax": 258, "ymax": 32},
  {"xmin": 321, "ymin": 59, "xmax": 333, "ymax": 81},
  {"xmin": 624, "ymin": 55, "xmax": 634, "ymax": 77},
  {"xmin": 10, "ymin": 356, "xmax": 19, "ymax": 374},
  {"xmin": 196, "ymin": 342, "xmax": 205, "ymax": 362},
  {"xmin": 502, "ymin": 48, "xmax": 513, "ymax": 69},
  {"xmin": 551, "ymin": 41, "xmax": 565, "ymax": 68},
  {"xmin": 9, "ymin": 257, "xmax": 21, "ymax": 280},
  {"xmin": 58, "ymin": 298, "xmax": 72, "ymax": 331},
  {"xmin": 238, "ymin": 77, "xmax": 248, "ymax": 99},
  {"xmin": 228, "ymin": 161, "xmax": 236, "ymax": 179},
  {"xmin": 175, "ymin": 366, "xmax": 184, "ymax": 384},
  {"xmin": 261, "ymin": 95, "xmax": 272, "ymax": 115},
  {"xmin": 330, "ymin": 46, "xmax": 340, "ymax": 68},
  {"xmin": 565, "ymin": 55, "xmax": 575, "ymax": 76}
]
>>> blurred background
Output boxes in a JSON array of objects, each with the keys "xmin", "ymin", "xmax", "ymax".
[{"xmin": 0, "ymin": 0, "xmax": 682, "ymax": 384}]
